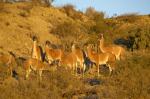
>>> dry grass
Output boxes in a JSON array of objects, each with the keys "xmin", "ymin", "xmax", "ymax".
[
  {"xmin": 0, "ymin": 2, "xmax": 72, "ymax": 57},
  {"xmin": 0, "ymin": 2, "xmax": 150, "ymax": 99},
  {"xmin": 0, "ymin": 52, "xmax": 150, "ymax": 99}
]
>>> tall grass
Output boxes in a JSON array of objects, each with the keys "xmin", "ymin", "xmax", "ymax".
[{"xmin": 0, "ymin": 52, "xmax": 150, "ymax": 99}]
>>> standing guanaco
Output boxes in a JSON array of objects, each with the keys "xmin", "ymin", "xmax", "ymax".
[
  {"xmin": 60, "ymin": 52, "xmax": 77, "ymax": 74},
  {"xmin": 87, "ymin": 44, "xmax": 116, "ymax": 76},
  {"xmin": 23, "ymin": 58, "xmax": 51, "ymax": 80},
  {"xmin": 71, "ymin": 43, "xmax": 85, "ymax": 76},
  {"xmin": 45, "ymin": 41, "xmax": 63, "ymax": 65},
  {"xmin": 31, "ymin": 36, "xmax": 43, "ymax": 61},
  {"xmin": 0, "ymin": 51, "xmax": 16, "ymax": 77},
  {"xmin": 99, "ymin": 34, "xmax": 125, "ymax": 60}
]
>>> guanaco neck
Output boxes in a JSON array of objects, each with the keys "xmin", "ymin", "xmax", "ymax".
[
  {"xmin": 33, "ymin": 41, "xmax": 38, "ymax": 52},
  {"xmin": 99, "ymin": 37, "xmax": 105, "ymax": 53},
  {"xmin": 71, "ymin": 44, "xmax": 76, "ymax": 53},
  {"xmin": 87, "ymin": 47, "xmax": 93, "ymax": 59},
  {"xmin": 45, "ymin": 44, "xmax": 50, "ymax": 54},
  {"xmin": 7, "ymin": 55, "xmax": 13, "ymax": 65}
]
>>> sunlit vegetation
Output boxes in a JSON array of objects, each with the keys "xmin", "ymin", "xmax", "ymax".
[{"xmin": 0, "ymin": 1, "xmax": 150, "ymax": 99}]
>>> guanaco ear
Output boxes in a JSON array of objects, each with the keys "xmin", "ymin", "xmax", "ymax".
[
  {"xmin": 8, "ymin": 51, "xmax": 16, "ymax": 58},
  {"xmin": 84, "ymin": 43, "xmax": 88, "ymax": 47},
  {"xmin": 87, "ymin": 43, "xmax": 91, "ymax": 48},
  {"xmin": 91, "ymin": 44, "xmax": 94, "ymax": 48},
  {"xmin": 71, "ymin": 41, "xmax": 77, "ymax": 46},
  {"xmin": 45, "ymin": 40, "xmax": 51, "ymax": 46},
  {"xmin": 70, "ymin": 41, "xmax": 74, "ymax": 46}
]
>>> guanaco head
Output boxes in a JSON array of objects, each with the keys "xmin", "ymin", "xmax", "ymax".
[
  {"xmin": 32, "ymin": 36, "xmax": 38, "ymax": 42},
  {"xmin": 87, "ymin": 44, "xmax": 96, "ymax": 55},
  {"xmin": 87, "ymin": 44, "xmax": 94, "ymax": 49},
  {"xmin": 71, "ymin": 41, "xmax": 78, "ymax": 48},
  {"xmin": 8, "ymin": 51, "xmax": 16, "ymax": 58},
  {"xmin": 45, "ymin": 40, "xmax": 51, "ymax": 47},
  {"xmin": 87, "ymin": 44, "xmax": 93, "ymax": 51},
  {"xmin": 99, "ymin": 33, "xmax": 104, "ymax": 40},
  {"xmin": 71, "ymin": 41, "xmax": 76, "ymax": 50}
]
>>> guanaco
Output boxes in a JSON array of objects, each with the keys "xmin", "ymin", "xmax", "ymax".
[
  {"xmin": 31, "ymin": 36, "xmax": 43, "ymax": 61},
  {"xmin": 23, "ymin": 58, "xmax": 51, "ymax": 80},
  {"xmin": 87, "ymin": 44, "xmax": 116, "ymax": 76},
  {"xmin": 71, "ymin": 43, "xmax": 85, "ymax": 76},
  {"xmin": 60, "ymin": 52, "xmax": 77, "ymax": 74},
  {"xmin": 99, "ymin": 33, "xmax": 125, "ymax": 60},
  {"xmin": 0, "ymin": 51, "xmax": 16, "ymax": 77},
  {"xmin": 45, "ymin": 41, "xmax": 63, "ymax": 65}
]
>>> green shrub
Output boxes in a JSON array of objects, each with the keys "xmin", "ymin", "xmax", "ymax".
[{"xmin": 128, "ymin": 26, "xmax": 150, "ymax": 50}]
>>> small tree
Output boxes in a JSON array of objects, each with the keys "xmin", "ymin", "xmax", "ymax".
[
  {"xmin": 41, "ymin": 0, "xmax": 54, "ymax": 6},
  {"xmin": 85, "ymin": 7, "xmax": 109, "ymax": 33}
]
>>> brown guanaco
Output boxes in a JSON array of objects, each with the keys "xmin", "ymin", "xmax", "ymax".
[
  {"xmin": 45, "ymin": 41, "xmax": 63, "ymax": 65},
  {"xmin": 99, "ymin": 33, "xmax": 125, "ymax": 60},
  {"xmin": 31, "ymin": 36, "xmax": 43, "ymax": 61},
  {"xmin": 87, "ymin": 44, "xmax": 116, "ymax": 76},
  {"xmin": 71, "ymin": 43, "xmax": 85, "ymax": 76},
  {"xmin": 23, "ymin": 58, "xmax": 51, "ymax": 80}
]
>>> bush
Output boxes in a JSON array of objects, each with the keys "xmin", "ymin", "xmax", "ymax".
[
  {"xmin": 51, "ymin": 21, "xmax": 88, "ymax": 50},
  {"xmin": 132, "ymin": 27, "xmax": 150, "ymax": 50},
  {"xmin": 85, "ymin": 7, "xmax": 109, "ymax": 33},
  {"xmin": 51, "ymin": 21, "xmax": 80, "ymax": 39},
  {"xmin": 31, "ymin": 0, "xmax": 53, "ymax": 6},
  {"xmin": 117, "ymin": 13, "xmax": 140, "ymax": 23},
  {"xmin": 62, "ymin": 4, "xmax": 84, "ymax": 20},
  {"xmin": 118, "ymin": 24, "xmax": 150, "ymax": 50}
]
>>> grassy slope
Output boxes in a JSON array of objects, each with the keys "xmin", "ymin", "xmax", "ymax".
[
  {"xmin": 0, "ymin": 2, "xmax": 150, "ymax": 99},
  {"xmin": 0, "ymin": 2, "xmax": 85, "ymax": 57},
  {"xmin": 0, "ymin": 52, "xmax": 149, "ymax": 99}
]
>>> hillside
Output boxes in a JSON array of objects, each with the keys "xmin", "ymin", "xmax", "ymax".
[
  {"xmin": 0, "ymin": 2, "xmax": 150, "ymax": 57},
  {"xmin": 0, "ymin": 2, "xmax": 150, "ymax": 99},
  {"xmin": 0, "ymin": 2, "xmax": 91, "ymax": 57}
]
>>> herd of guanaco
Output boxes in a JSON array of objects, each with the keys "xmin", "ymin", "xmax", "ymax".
[{"xmin": 0, "ymin": 33, "xmax": 126, "ymax": 80}]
